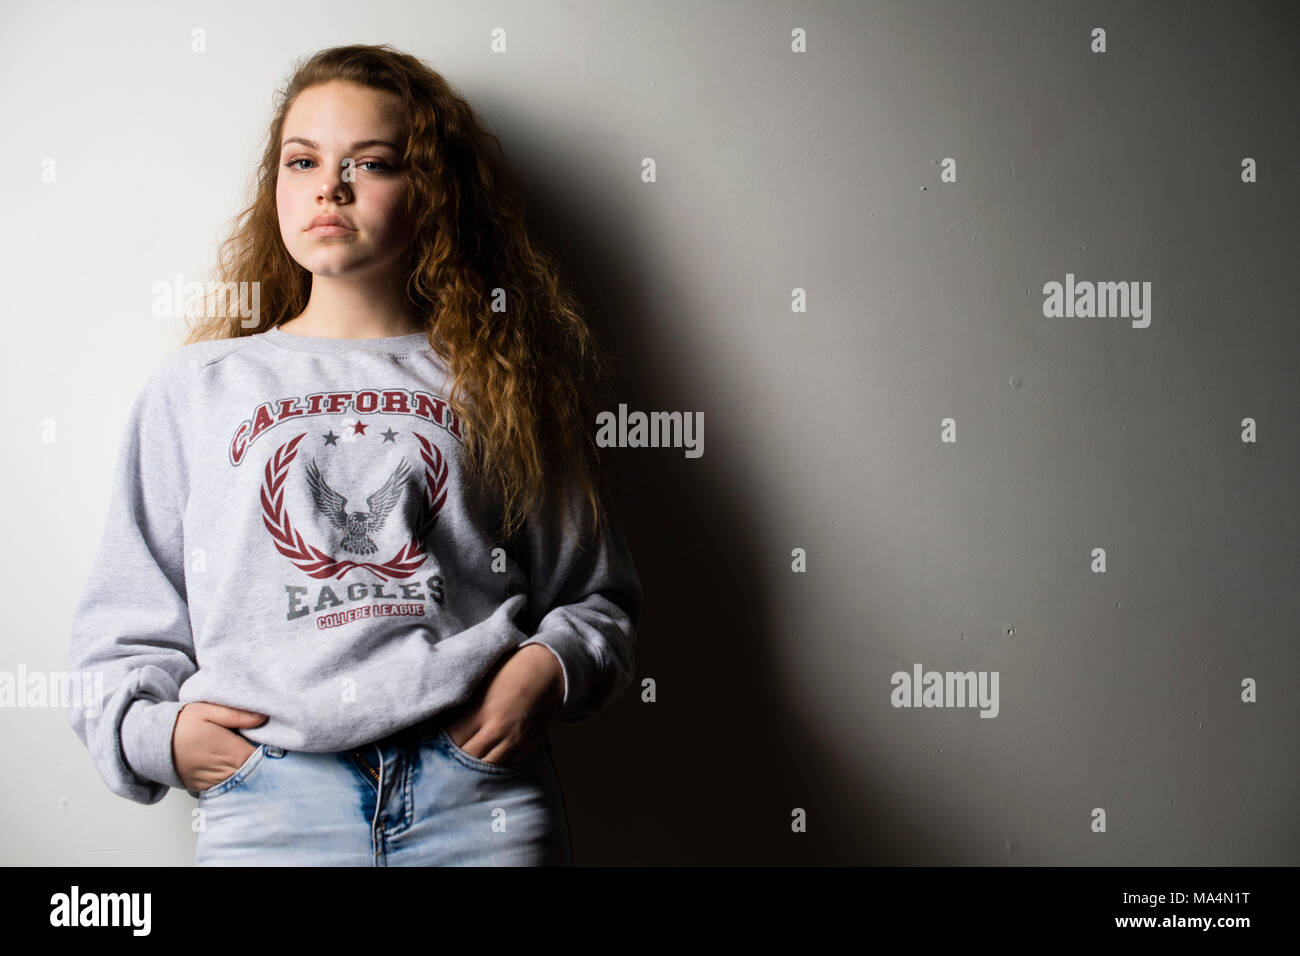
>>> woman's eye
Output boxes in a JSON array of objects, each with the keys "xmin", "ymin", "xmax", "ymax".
[
  {"xmin": 359, "ymin": 161, "xmax": 391, "ymax": 172},
  {"xmin": 284, "ymin": 158, "xmax": 314, "ymax": 170}
]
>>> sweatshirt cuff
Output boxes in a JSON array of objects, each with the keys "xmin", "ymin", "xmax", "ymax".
[
  {"xmin": 518, "ymin": 631, "xmax": 591, "ymax": 715},
  {"xmin": 120, "ymin": 698, "xmax": 187, "ymax": 792}
]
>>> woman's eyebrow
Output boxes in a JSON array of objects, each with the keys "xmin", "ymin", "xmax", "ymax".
[{"xmin": 281, "ymin": 137, "xmax": 400, "ymax": 151}]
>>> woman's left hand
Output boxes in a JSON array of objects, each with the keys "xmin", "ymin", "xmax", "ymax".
[{"xmin": 443, "ymin": 644, "xmax": 565, "ymax": 765}]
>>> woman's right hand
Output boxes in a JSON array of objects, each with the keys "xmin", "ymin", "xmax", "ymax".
[{"xmin": 171, "ymin": 702, "xmax": 269, "ymax": 793}]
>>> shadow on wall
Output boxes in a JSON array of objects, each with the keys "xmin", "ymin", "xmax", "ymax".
[{"xmin": 510, "ymin": 138, "xmax": 929, "ymax": 867}]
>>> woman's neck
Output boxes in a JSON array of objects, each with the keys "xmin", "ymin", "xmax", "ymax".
[
  {"xmin": 283, "ymin": 275, "xmax": 424, "ymax": 339},
  {"xmin": 278, "ymin": 313, "xmax": 424, "ymax": 339}
]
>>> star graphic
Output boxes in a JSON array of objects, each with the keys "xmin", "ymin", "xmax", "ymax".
[
  {"xmin": 322, "ymin": 430, "xmax": 339, "ymax": 446},
  {"xmin": 352, "ymin": 420, "xmax": 369, "ymax": 436},
  {"xmin": 381, "ymin": 427, "xmax": 399, "ymax": 443}
]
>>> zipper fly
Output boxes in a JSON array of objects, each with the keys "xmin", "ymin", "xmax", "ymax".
[{"xmin": 353, "ymin": 749, "xmax": 381, "ymax": 783}]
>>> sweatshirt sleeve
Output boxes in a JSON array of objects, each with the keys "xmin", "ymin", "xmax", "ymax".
[
  {"xmin": 515, "ymin": 467, "xmax": 643, "ymax": 724},
  {"xmin": 67, "ymin": 353, "xmax": 197, "ymax": 805}
]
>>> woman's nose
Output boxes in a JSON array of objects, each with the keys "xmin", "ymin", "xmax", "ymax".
[{"xmin": 318, "ymin": 163, "xmax": 352, "ymax": 200}]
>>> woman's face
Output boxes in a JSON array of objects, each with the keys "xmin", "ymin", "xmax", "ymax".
[{"xmin": 276, "ymin": 80, "xmax": 415, "ymax": 280}]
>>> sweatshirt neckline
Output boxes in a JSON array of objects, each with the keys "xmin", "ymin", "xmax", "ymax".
[{"xmin": 262, "ymin": 325, "xmax": 435, "ymax": 354}]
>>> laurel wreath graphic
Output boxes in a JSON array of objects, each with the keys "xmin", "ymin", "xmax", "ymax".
[{"xmin": 260, "ymin": 431, "xmax": 448, "ymax": 581}]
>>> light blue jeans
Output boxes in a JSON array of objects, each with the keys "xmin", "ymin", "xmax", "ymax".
[{"xmin": 192, "ymin": 714, "xmax": 573, "ymax": 866}]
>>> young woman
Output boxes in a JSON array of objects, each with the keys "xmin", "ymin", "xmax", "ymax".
[{"xmin": 67, "ymin": 44, "xmax": 643, "ymax": 866}]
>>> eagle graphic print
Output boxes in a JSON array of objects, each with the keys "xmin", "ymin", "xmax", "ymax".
[{"xmin": 228, "ymin": 384, "xmax": 464, "ymax": 630}]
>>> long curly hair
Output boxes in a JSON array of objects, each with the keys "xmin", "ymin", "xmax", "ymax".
[{"xmin": 183, "ymin": 43, "xmax": 619, "ymax": 548}]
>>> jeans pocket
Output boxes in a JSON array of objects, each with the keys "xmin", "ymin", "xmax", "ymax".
[
  {"xmin": 197, "ymin": 744, "xmax": 268, "ymax": 800},
  {"xmin": 436, "ymin": 726, "xmax": 548, "ymax": 775}
]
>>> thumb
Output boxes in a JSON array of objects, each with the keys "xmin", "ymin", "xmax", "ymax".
[{"xmin": 200, "ymin": 704, "xmax": 269, "ymax": 729}]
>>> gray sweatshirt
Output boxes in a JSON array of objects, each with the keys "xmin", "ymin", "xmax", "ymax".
[{"xmin": 68, "ymin": 326, "xmax": 642, "ymax": 805}]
